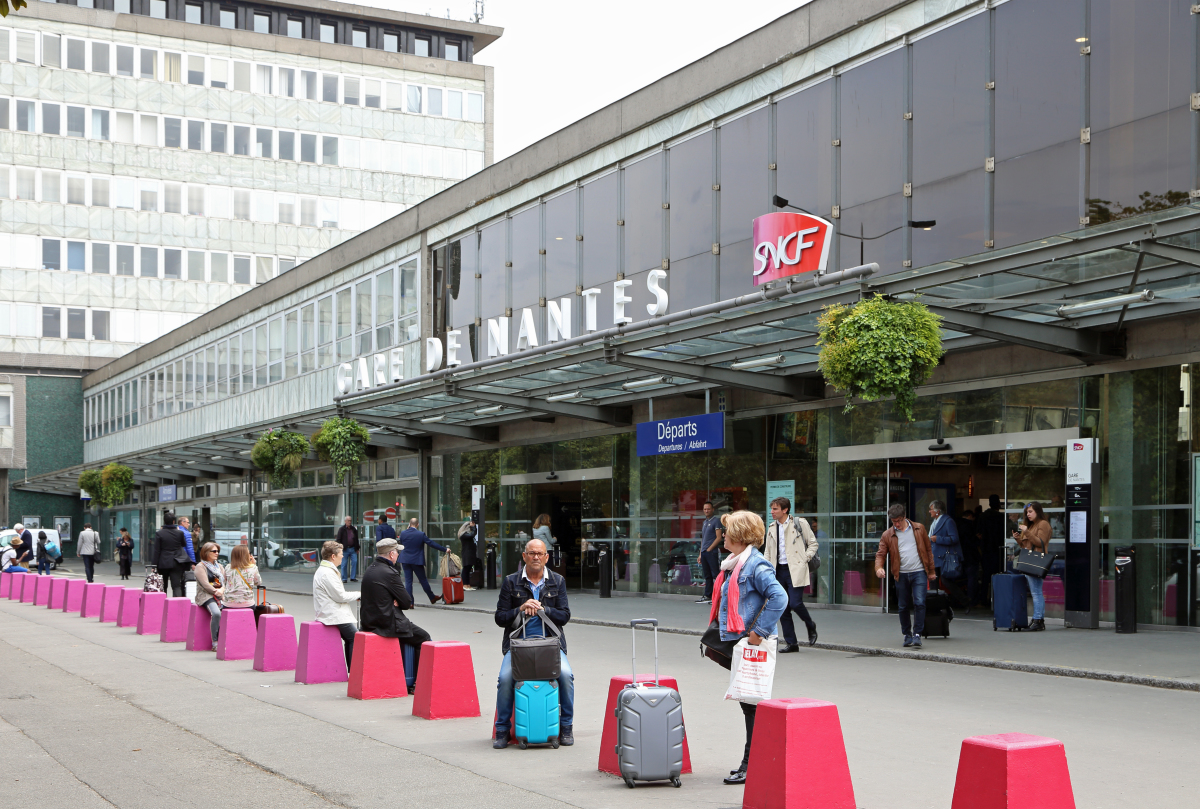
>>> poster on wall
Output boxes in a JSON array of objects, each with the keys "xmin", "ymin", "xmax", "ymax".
[
  {"xmin": 766, "ymin": 480, "xmax": 796, "ymax": 518},
  {"xmin": 21, "ymin": 516, "xmax": 40, "ymax": 530},
  {"xmin": 53, "ymin": 517, "xmax": 71, "ymax": 541}
]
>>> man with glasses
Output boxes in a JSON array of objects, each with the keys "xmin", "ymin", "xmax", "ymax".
[
  {"xmin": 492, "ymin": 538, "xmax": 574, "ymax": 749},
  {"xmin": 875, "ymin": 503, "xmax": 936, "ymax": 648}
]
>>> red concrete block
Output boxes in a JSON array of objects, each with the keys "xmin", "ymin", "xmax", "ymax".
[
  {"xmin": 0, "ymin": 571, "xmax": 12, "ymax": 599},
  {"xmin": 186, "ymin": 604, "xmax": 214, "ymax": 651},
  {"xmin": 295, "ymin": 622, "xmax": 349, "ymax": 684},
  {"xmin": 117, "ymin": 588, "xmax": 142, "ymax": 627},
  {"xmin": 216, "ymin": 607, "xmax": 257, "ymax": 660},
  {"xmin": 159, "ymin": 597, "xmax": 192, "ymax": 642},
  {"xmin": 254, "ymin": 614, "xmax": 298, "ymax": 672},
  {"xmin": 100, "ymin": 584, "xmax": 124, "ymax": 622},
  {"xmin": 63, "ymin": 579, "xmax": 86, "ymax": 613},
  {"xmin": 598, "ymin": 675, "xmax": 692, "ymax": 775},
  {"xmin": 743, "ymin": 698, "xmax": 856, "ymax": 809},
  {"xmin": 347, "ymin": 632, "xmax": 407, "ymax": 700},
  {"xmin": 48, "ymin": 577, "xmax": 69, "ymax": 610},
  {"xmin": 81, "ymin": 582, "xmax": 106, "ymax": 617},
  {"xmin": 951, "ymin": 733, "xmax": 1076, "ymax": 809},
  {"xmin": 19, "ymin": 574, "xmax": 38, "ymax": 603},
  {"xmin": 34, "ymin": 575, "xmax": 53, "ymax": 606},
  {"xmin": 412, "ymin": 641, "xmax": 480, "ymax": 720},
  {"xmin": 137, "ymin": 591, "xmax": 166, "ymax": 634}
]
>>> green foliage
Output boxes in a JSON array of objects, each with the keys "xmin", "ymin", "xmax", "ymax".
[
  {"xmin": 100, "ymin": 463, "xmax": 135, "ymax": 506},
  {"xmin": 78, "ymin": 469, "xmax": 104, "ymax": 504},
  {"xmin": 1, "ymin": 0, "xmax": 29, "ymax": 18},
  {"xmin": 1087, "ymin": 190, "xmax": 1189, "ymax": 225},
  {"xmin": 312, "ymin": 417, "xmax": 370, "ymax": 486},
  {"xmin": 251, "ymin": 429, "xmax": 311, "ymax": 490},
  {"xmin": 817, "ymin": 295, "xmax": 944, "ymax": 422}
]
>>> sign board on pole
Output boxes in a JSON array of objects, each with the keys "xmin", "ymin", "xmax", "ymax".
[
  {"xmin": 636, "ymin": 412, "xmax": 725, "ymax": 457},
  {"xmin": 158, "ymin": 484, "xmax": 177, "ymax": 502},
  {"xmin": 1066, "ymin": 438, "xmax": 1095, "ymax": 484},
  {"xmin": 471, "ymin": 485, "xmax": 484, "ymax": 511},
  {"xmin": 766, "ymin": 480, "xmax": 795, "ymax": 516}
]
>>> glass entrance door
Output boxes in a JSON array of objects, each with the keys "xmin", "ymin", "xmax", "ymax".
[{"xmin": 831, "ymin": 459, "xmax": 889, "ymax": 608}]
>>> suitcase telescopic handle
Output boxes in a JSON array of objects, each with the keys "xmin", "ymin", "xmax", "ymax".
[{"xmin": 630, "ymin": 618, "xmax": 658, "ymax": 686}]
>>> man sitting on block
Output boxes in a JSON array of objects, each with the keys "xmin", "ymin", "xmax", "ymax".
[
  {"xmin": 492, "ymin": 538, "xmax": 574, "ymax": 748},
  {"xmin": 360, "ymin": 537, "xmax": 432, "ymax": 695}
]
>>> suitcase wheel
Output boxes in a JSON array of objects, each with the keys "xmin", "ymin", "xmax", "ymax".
[
  {"xmin": 550, "ymin": 738, "xmax": 559, "ymax": 749},
  {"xmin": 623, "ymin": 776, "xmax": 635, "ymax": 789},
  {"xmin": 518, "ymin": 741, "xmax": 528, "ymax": 750},
  {"xmin": 671, "ymin": 777, "xmax": 682, "ymax": 788}
]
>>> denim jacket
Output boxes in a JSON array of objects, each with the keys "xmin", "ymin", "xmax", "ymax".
[{"xmin": 717, "ymin": 548, "xmax": 788, "ymax": 642}]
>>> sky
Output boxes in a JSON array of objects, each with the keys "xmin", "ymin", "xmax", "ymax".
[{"xmin": 369, "ymin": 0, "xmax": 809, "ymax": 160}]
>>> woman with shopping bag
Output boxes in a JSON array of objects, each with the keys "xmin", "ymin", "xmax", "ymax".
[{"xmin": 702, "ymin": 510, "xmax": 786, "ymax": 786}]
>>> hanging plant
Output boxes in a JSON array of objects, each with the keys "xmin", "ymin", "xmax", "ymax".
[
  {"xmin": 78, "ymin": 469, "xmax": 105, "ymax": 506},
  {"xmin": 251, "ymin": 429, "xmax": 311, "ymax": 490},
  {"xmin": 100, "ymin": 463, "xmax": 135, "ymax": 507},
  {"xmin": 817, "ymin": 294, "xmax": 944, "ymax": 422},
  {"xmin": 312, "ymin": 416, "xmax": 371, "ymax": 486}
]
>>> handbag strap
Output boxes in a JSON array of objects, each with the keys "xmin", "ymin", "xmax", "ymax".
[{"xmin": 509, "ymin": 608, "xmax": 562, "ymax": 639}]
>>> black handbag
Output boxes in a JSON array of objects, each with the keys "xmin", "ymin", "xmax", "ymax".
[
  {"xmin": 700, "ymin": 599, "xmax": 768, "ymax": 670},
  {"xmin": 509, "ymin": 610, "xmax": 563, "ymax": 682},
  {"xmin": 1013, "ymin": 548, "xmax": 1055, "ymax": 578}
]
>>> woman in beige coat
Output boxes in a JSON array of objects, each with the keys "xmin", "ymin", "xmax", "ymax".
[{"xmin": 761, "ymin": 496, "xmax": 819, "ymax": 650}]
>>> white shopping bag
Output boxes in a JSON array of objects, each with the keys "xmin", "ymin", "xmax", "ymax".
[{"xmin": 724, "ymin": 636, "xmax": 777, "ymax": 704}]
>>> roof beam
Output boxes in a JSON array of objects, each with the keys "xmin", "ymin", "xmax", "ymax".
[
  {"xmin": 604, "ymin": 351, "xmax": 825, "ymax": 400},
  {"xmin": 367, "ymin": 432, "xmax": 433, "ymax": 451},
  {"xmin": 1129, "ymin": 239, "xmax": 1200, "ymax": 270},
  {"xmin": 925, "ymin": 306, "xmax": 1121, "ymax": 362},
  {"xmin": 446, "ymin": 386, "xmax": 633, "ymax": 426},
  {"xmin": 354, "ymin": 413, "xmax": 499, "ymax": 443},
  {"xmin": 161, "ymin": 451, "xmax": 255, "ymax": 470}
]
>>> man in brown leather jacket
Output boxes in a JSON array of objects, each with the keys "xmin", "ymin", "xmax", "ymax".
[{"xmin": 874, "ymin": 503, "xmax": 936, "ymax": 648}]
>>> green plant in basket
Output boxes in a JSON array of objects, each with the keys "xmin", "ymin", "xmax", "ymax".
[
  {"xmin": 311, "ymin": 416, "xmax": 371, "ymax": 486},
  {"xmin": 251, "ymin": 429, "xmax": 312, "ymax": 490}
]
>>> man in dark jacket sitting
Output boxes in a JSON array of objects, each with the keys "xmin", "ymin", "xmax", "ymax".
[
  {"xmin": 492, "ymin": 538, "xmax": 573, "ymax": 749},
  {"xmin": 360, "ymin": 537, "xmax": 432, "ymax": 694}
]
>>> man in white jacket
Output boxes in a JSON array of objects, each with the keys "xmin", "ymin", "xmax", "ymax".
[
  {"xmin": 762, "ymin": 496, "xmax": 819, "ymax": 652},
  {"xmin": 313, "ymin": 540, "xmax": 361, "ymax": 670}
]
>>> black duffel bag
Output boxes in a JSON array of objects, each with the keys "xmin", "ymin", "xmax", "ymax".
[{"xmin": 509, "ymin": 609, "xmax": 562, "ymax": 682}]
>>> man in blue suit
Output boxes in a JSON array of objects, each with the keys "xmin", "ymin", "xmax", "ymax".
[{"xmin": 398, "ymin": 517, "xmax": 449, "ymax": 603}]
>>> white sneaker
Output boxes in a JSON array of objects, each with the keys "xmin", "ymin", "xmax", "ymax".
[{"xmin": 462, "ymin": 585, "xmax": 474, "ymax": 591}]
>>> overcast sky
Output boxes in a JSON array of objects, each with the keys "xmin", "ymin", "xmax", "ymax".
[{"xmin": 370, "ymin": 0, "xmax": 808, "ymax": 160}]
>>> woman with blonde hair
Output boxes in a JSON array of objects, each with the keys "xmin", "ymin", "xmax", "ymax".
[
  {"xmin": 194, "ymin": 541, "xmax": 225, "ymax": 647},
  {"xmin": 709, "ymin": 510, "xmax": 787, "ymax": 786},
  {"xmin": 222, "ymin": 544, "xmax": 262, "ymax": 610}
]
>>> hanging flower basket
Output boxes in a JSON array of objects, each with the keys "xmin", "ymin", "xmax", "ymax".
[
  {"xmin": 251, "ymin": 429, "xmax": 312, "ymax": 490},
  {"xmin": 312, "ymin": 416, "xmax": 371, "ymax": 486},
  {"xmin": 100, "ymin": 463, "xmax": 135, "ymax": 507},
  {"xmin": 78, "ymin": 468, "xmax": 105, "ymax": 507},
  {"xmin": 817, "ymin": 294, "xmax": 944, "ymax": 422}
]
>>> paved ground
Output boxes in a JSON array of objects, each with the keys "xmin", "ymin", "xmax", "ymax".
[{"xmin": 1, "ymin": 567, "xmax": 1198, "ymax": 809}]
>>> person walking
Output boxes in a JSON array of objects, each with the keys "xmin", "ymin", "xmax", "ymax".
[
  {"xmin": 116, "ymin": 528, "xmax": 134, "ymax": 580},
  {"xmin": 979, "ymin": 494, "xmax": 1007, "ymax": 603},
  {"xmin": 398, "ymin": 517, "xmax": 449, "ymax": 604},
  {"xmin": 36, "ymin": 530, "xmax": 52, "ymax": 575},
  {"xmin": 696, "ymin": 500, "xmax": 723, "ymax": 604},
  {"xmin": 222, "ymin": 545, "xmax": 262, "ymax": 610},
  {"xmin": 336, "ymin": 516, "xmax": 360, "ymax": 583},
  {"xmin": 154, "ymin": 511, "xmax": 190, "ymax": 598},
  {"xmin": 457, "ymin": 518, "xmax": 478, "ymax": 590},
  {"xmin": 77, "ymin": 523, "xmax": 100, "ymax": 583},
  {"xmin": 194, "ymin": 542, "xmax": 225, "ymax": 647},
  {"xmin": 360, "ymin": 537, "xmax": 433, "ymax": 694},
  {"xmin": 711, "ymin": 510, "xmax": 787, "ymax": 786},
  {"xmin": 313, "ymin": 541, "xmax": 361, "ymax": 670},
  {"xmin": 178, "ymin": 517, "xmax": 197, "ymax": 566},
  {"xmin": 1015, "ymin": 501, "xmax": 1051, "ymax": 632},
  {"xmin": 875, "ymin": 504, "xmax": 936, "ymax": 648},
  {"xmin": 761, "ymin": 496, "xmax": 819, "ymax": 651},
  {"xmin": 928, "ymin": 500, "xmax": 966, "ymax": 608}
]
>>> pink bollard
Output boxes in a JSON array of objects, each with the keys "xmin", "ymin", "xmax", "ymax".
[
  {"xmin": 0, "ymin": 571, "xmax": 12, "ymax": 598},
  {"xmin": 295, "ymin": 622, "xmax": 349, "ymax": 684},
  {"xmin": 63, "ymin": 579, "xmax": 86, "ymax": 612},
  {"xmin": 6, "ymin": 572, "xmax": 27, "ymax": 600},
  {"xmin": 216, "ymin": 608, "xmax": 257, "ymax": 660},
  {"xmin": 117, "ymin": 588, "xmax": 142, "ymax": 627},
  {"xmin": 951, "ymin": 733, "xmax": 1076, "ymax": 809},
  {"xmin": 80, "ymin": 582, "xmax": 106, "ymax": 617},
  {"xmin": 48, "ymin": 577, "xmax": 69, "ymax": 610},
  {"xmin": 19, "ymin": 574, "xmax": 38, "ymax": 603},
  {"xmin": 137, "ymin": 591, "xmax": 167, "ymax": 635},
  {"xmin": 743, "ymin": 699, "xmax": 856, "ymax": 809},
  {"xmin": 186, "ymin": 604, "xmax": 214, "ymax": 651},
  {"xmin": 253, "ymin": 614, "xmax": 298, "ymax": 672},
  {"xmin": 34, "ymin": 575, "xmax": 54, "ymax": 606},
  {"xmin": 412, "ymin": 641, "xmax": 481, "ymax": 720},
  {"xmin": 99, "ymin": 584, "xmax": 124, "ymax": 622},
  {"xmin": 159, "ymin": 597, "xmax": 192, "ymax": 642}
]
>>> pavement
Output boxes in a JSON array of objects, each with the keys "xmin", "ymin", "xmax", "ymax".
[{"xmin": 1, "ymin": 565, "xmax": 1198, "ymax": 809}]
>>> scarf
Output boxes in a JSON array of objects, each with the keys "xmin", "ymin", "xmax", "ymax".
[{"xmin": 708, "ymin": 545, "xmax": 754, "ymax": 633}]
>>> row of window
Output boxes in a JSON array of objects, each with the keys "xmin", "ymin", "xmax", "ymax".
[
  {"xmin": 32, "ymin": 239, "xmax": 295, "ymax": 281},
  {"xmin": 3, "ymin": 301, "xmax": 208, "ymax": 345},
  {"xmin": 0, "ymin": 99, "xmax": 484, "ymax": 179},
  {"xmin": 0, "ymin": 29, "xmax": 484, "ymax": 120},
  {"xmin": 86, "ymin": 258, "xmax": 422, "ymax": 439}
]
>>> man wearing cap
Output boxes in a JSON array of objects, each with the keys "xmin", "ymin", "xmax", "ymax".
[
  {"xmin": 1, "ymin": 532, "xmax": 29, "ymax": 573},
  {"xmin": 359, "ymin": 536, "xmax": 432, "ymax": 694}
]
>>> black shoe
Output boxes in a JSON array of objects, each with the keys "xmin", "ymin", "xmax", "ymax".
[
  {"xmin": 779, "ymin": 643, "xmax": 800, "ymax": 653},
  {"xmin": 807, "ymin": 627, "xmax": 818, "ymax": 646},
  {"xmin": 350, "ymin": 578, "xmax": 357, "ymax": 582},
  {"xmin": 1030, "ymin": 619, "xmax": 1046, "ymax": 632},
  {"xmin": 694, "ymin": 598, "xmax": 711, "ymax": 604},
  {"xmin": 407, "ymin": 684, "xmax": 416, "ymax": 696},
  {"xmin": 559, "ymin": 725, "xmax": 574, "ymax": 746},
  {"xmin": 493, "ymin": 731, "xmax": 509, "ymax": 750},
  {"xmin": 724, "ymin": 769, "xmax": 747, "ymax": 785}
]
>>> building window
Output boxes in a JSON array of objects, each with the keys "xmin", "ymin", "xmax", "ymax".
[
  {"xmin": 42, "ymin": 307, "xmax": 61, "ymax": 339},
  {"xmin": 414, "ymin": 38, "xmax": 429, "ymax": 57},
  {"xmin": 164, "ymin": 183, "xmax": 182, "ymax": 214},
  {"xmin": 42, "ymin": 171, "xmax": 61, "ymax": 203},
  {"xmin": 255, "ymin": 128, "xmax": 273, "ymax": 158},
  {"xmin": 383, "ymin": 32, "xmax": 398, "ymax": 52},
  {"xmin": 466, "ymin": 93, "xmax": 483, "ymax": 122},
  {"xmin": 445, "ymin": 42, "xmax": 460, "ymax": 62},
  {"xmin": 185, "ymin": 3, "xmax": 201, "ymax": 23},
  {"xmin": 343, "ymin": 77, "xmax": 359, "ymax": 106},
  {"xmin": 67, "ymin": 241, "xmax": 86, "ymax": 272},
  {"xmin": 286, "ymin": 17, "xmax": 302, "ymax": 38},
  {"xmin": 67, "ymin": 308, "xmax": 86, "ymax": 339},
  {"xmin": 187, "ymin": 120, "xmax": 204, "ymax": 150},
  {"xmin": 278, "ymin": 131, "xmax": 295, "ymax": 161},
  {"xmin": 140, "ymin": 48, "xmax": 157, "ymax": 79},
  {"xmin": 448, "ymin": 90, "xmax": 462, "ymax": 119},
  {"xmin": 116, "ymin": 45, "xmax": 133, "ymax": 76},
  {"xmin": 150, "ymin": 0, "xmax": 166, "ymax": 19},
  {"xmin": 116, "ymin": 245, "xmax": 135, "ymax": 276},
  {"xmin": 16, "ymin": 101, "xmax": 34, "ymax": 132},
  {"xmin": 92, "ymin": 110, "xmax": 109, "ymax": 140},
  {"xmin": 279, "ymin": 67, "xmax": 295, "ymax": 97},
  {"xmin": 352, "ymin": 28, "xmax": 367, "ymax": 48},
  {"xmin": 188, "ymin": 55, "xmax": 204, "ymax": 85},
  {"xmin": 234, "ymin": 255, "xmax": 251, "ymax": 285},
  {"xmin": 66, "ymin": 38, "xmax": 86, "ymax": 70},
  {"xmin": 210, "ymin": 123, "xmax": 227, "ymax": 153},
  {"xmin": 16, "ymin": 32, "xmax": 35, "ymax": 64},
  {"xmin": 322, "ymin": 74, "xmax": 339, "ymax": 103},
  {"xmin": 427, "ymin": 88, "xmax": 442, "ymax": 116},
  {"xmin": 93, "ymin": 244, "xmax": 110, "ymax": 274},
  {"xmin": 68, "ymin": 177, "xmax": 86, "ymax": 205},
  {"xmin": 164, "ymin": 117, "xmax": 181, "ymax": 148},
  {"xmin": 319, "ymin": 22, "xmax": 335, "ymax": 43},
  {"xmin": 300, "ymin": 133, "xmax": 317, "ymax": 163},
  {"xmin": 42, "ymin": 239, "xmax": 61, "ymax": 270},
  {"xmin": 365, "ymin": 80, "xmax": 381, "ymax": 109},
  {"xmin": 92, "ymin": 42, "xmax": 109, "ymax": 73},
  {"xmin": 188, "ymin": 186, "xmax": 205, "ymax": 216},
  {"xmin": 164, "ymin": 248, "xmax": 182, "ymax": 278},
  {"xmin": 140, "ymin": 247, "xmax": 158, "ymax": 277},
  {"xmin": 210, "ymin": 59, "xmax": 228, "ymax": 88},
  {"xmin": 234, "ymin": 190, "xmax": 251, "ymax": 220},
  {"xmin": 407, "ymin": 85, "xmax": 422, "ymax": 114},
  {"xmin": 219, "ymin": 8, "xmax": 235, "ymax": 29},
  {"xmin": 140, "ymin": 181, "xmax": 158, "ymax": 211},
  {"xmin": 92, "ymin": 311, "xmax": 109, "ymax": 341},
  {"xmin": 0, "ymin": 397, "xmax": 11, "ymax": 428},
  {"xmin": 234, "ymin": 126, "xmax": 250, "ymax": 156},
  {"xmin": 67, "ymin": 106, "xmax": 86, "ymax": 137},
  {"xmin": 253, "ymin": 12, "xmax": 270, "ymax": 33},
  {"xmin": 42, "ymin": 103, "xmax": 61, "ymax": 136},
  {"xmin": 188, "ymin": 251, "xmax": 205, "ymax": 281},
  {"xmin": 321, "ymin": 136, "xmax": 338, "ymax": 166},
  {"xmin": 42, "ymin": 34, "xmax": 60, "ymax": 68}
]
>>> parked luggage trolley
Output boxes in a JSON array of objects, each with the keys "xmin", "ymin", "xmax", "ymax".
[{"xmin": 615, "ymin": 619, "xmax": 685, "ymax": 788}]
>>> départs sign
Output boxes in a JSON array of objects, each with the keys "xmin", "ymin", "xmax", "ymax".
[{"xmin": 752, "ymin": 211, "xmax": 833, "ymax": 286}]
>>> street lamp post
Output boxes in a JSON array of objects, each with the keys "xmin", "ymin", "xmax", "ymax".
[{"xmin": 771, "ymin": 195, "xmax": 935, "ymax": 267}]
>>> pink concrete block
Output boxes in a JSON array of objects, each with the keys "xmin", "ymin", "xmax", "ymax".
[
  {"xmin": 6, "ymin": 572, "xmax": 28, "ymax": 600},
  {"xmin": 951, "ymin": 733, "xmax": 1076, "ymax": 809},
  {"xmin": 63, "ymin": 579, "xmax": 86, "ymax": 613},
  {"xmin": 34, "ymin": 575, "xmax": 53, "ymax": 606},
  {"xmin": 186, "ymin": 604, "xmax": 214, "ymax": 651},
  {"xmin": 744, "ymin": 698, "xmax": 856, "ymax": 809},
  {"xmin": 0, "ymin": 571, "xmax": 12, "ymax": 598},
  {"xmin": 99, "ymin": 584, "xmax": 124, "ymax": 622},
  {"xmin": 216, "ymin": 607, "xmax": 257, "ymax": 660},
  {"xmin": 19, "ymin": 574, "xmax": 38, "ymax": 603},
  {"xmin": 253, "ymin": 613, "xmax": 298, "ymax": 672},
  {"xmin": 117, "ymin": 588, "xmax": 142, "ymax": 627},
  {"xmin": 48, "ymin": 577, "xmax": 68, "ymax": 609},
  {"xmin": 348, "ymin": 632, "xmax": 406, "ymax": 700},
  {"xmin": 412, "ymin": 641, "xmax": 480, "ymax": 720},
  {"xmin": 137, "ymin": 591, "xmax": 166, "ymax": 634},
  {"xmin": 295, "ymin": 622, "xmax": 349, "ymax": 684},
  {"xmin": 81, "ymin": 582, "xmax": 106, "ymax": 617},
  {"xmin": 159, "ymin": 597, "xmax": 191, "ymax": 642}
]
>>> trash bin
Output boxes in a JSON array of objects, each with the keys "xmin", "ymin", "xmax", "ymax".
[
  {"xmin": 598, "ymin": 546, "xmax": 612, "ymax": 598},
  {"xmin": 1114, "ymin": 545, "xmax": 1136, "ymax": 634},
  {"xmin": 485, "ymin": 541, "xmax": 497, "ymax": 590}
]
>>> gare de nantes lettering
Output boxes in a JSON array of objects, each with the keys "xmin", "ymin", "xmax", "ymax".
[
  {"xmin": 636, "ymin": 412, "xmax": 725, "ymax": 457},
  {"xmin": 752, "ymin": 211, "xmax": 832, "ymax": 286}
]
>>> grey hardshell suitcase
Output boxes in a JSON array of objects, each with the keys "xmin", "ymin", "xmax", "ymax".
[{"xmin": 615, "ymin": 618, "xmax": 685, "ymax": 788}]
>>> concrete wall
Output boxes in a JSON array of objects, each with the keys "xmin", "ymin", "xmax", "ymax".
[{"xmin": 7, "ymin": 375, "xmax": 85, "ymax": 534}]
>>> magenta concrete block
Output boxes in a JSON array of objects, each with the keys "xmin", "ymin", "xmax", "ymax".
[
  {"xmin": 63, "ymin": 579, "xmax": 86, "ymax": 613},
  {"xmin": 254, "ymin": 614, "xmax": 298, "ymax": 672},
  {"xmin": 137, "ymin": 591, "xmax": 166, "ymax": 635},
  {"xmin": 48, "ymin": 577, "xmax": 68, "ymax": 610},
  {"xmin": 81, "ymin": 582, "xmax": 106, "ymax": 617},
  {"xmin": 159, "ymin": 597, "xmax": 191, "ymax": 642},
  {"xmin": 99, "ymin": 584, "xmax": 123, "ymax": 622},
  {"xmin": 117, "ymin": 588, "xmax": 142, "ymax": 627},
  {"xmin": 216, "ymin": 607, "xmax": 257, "ymax": 660},
  {"xmin": 0, "ymin": 571, "xmax": 11, "ymax": 598},
  {"xmin": 186, "ymin": 604, "xmax": 214, "ymax": 651},
  {"xmin": 295, "ymin": 622, "xmax": 349, "ymax": 684},
  {"xmin": 20, "ymin": 574, "xmax": 38, "ymax": 603},
  {"xmin": 34, "ymin": 575, "xmax": 54, "ymax": 606}
]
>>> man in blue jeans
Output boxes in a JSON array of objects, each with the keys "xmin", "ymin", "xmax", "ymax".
[
  {"xmin": 492, "ymin": 538, "xmax": 574, "ymax": 748},
  {"xmin": 397, "ymin": 517, "xmax": 449, "ymax": 603},
  {"xmin": 875, "ymin": 503, "xmax": 936, "ymax": 648},
  {"xmin": 696, "ymin": 500, "xmax": 723, "ymax": 604}
]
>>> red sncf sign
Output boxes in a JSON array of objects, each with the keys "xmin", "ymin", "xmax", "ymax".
[{"xmin": 752, "ymin": 211, "xmax": 833, "ymax": 286}]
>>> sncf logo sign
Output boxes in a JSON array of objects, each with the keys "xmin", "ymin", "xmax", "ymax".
[
  {"xmin": 752, "ymin": 211, "xmax": 833, "ymax": 286},
  {"xmin": 1073, "ymin": 443, "xmax": 1084, "ymax": 451}
]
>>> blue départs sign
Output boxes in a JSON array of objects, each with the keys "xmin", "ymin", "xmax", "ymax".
[
  {"xmin": 636, "ymin": 412, "xmax": 725, "ymax": 457},
  {"xmin": 158, "ymin": 484, "xmax": 177, "ymax": 502}
]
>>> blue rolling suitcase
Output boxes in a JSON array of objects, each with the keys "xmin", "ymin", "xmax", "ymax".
[
  {"xmin": 514, "ymin": 680, "xmax": 560, "ymax": 749},
  {"xmin": 992, "ymin": 573, "xmax": 1029, "ymax": 631}
]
